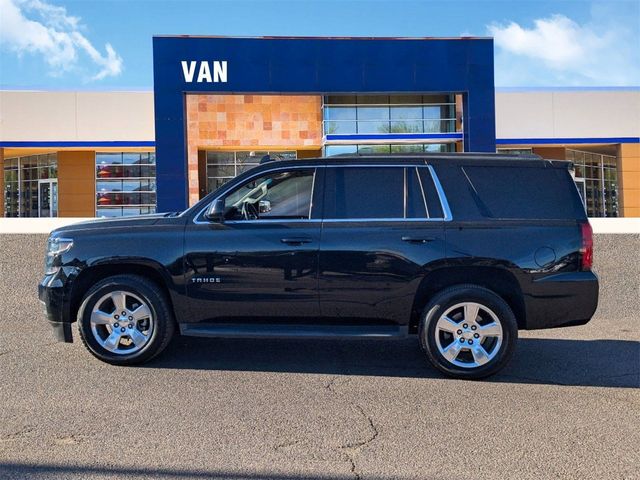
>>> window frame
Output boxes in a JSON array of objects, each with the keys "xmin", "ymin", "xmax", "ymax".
[
  {"xmin": 321, "ymin": 164, "xmax": 451, "ymax": 222},
  {"xmin": 223, "ymin": 168, "xmax": 317, "ymax": 223},
  {"xmin": 193, "ymin": 163, "xmax": 452, "ymax": 224},
  {"xmin": 95, "ymin": 151, "xmax": 157, "ymax": 217},
  {"xmin": 194, "ymin": 166, "xmax": 320, "ymax": 224}
]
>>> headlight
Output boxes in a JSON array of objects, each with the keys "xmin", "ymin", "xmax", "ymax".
[{"xmin": 45, "ymin": 237, "xmax": 74, "ymax": 275}]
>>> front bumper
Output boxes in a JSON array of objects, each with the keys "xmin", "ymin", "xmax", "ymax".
[
  {"xmin": 523, "ymin": 271, "xmax": 599, "ymax": 330},
  {"xmin": 38, "ymin": 271, "xmax": 74, "ymax": 342}
]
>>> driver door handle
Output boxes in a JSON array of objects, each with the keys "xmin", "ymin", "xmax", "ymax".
[
  {"xmin": 281, "ymin": 237, "xmax": 313, "ymax": 245},
  {"xmin": 401, "ymin": 236, "xmax": 436, "ymax": 244}
]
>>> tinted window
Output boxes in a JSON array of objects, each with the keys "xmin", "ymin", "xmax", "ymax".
[
  {"xmin": 418, "ymin": 168, "xmax": 445, "ymax": 218},
  {"xmin": 463, "ymin": 165, "xmax": 585, "ymax": 219},
  {"xmin": 324, "ymin": 167, "xmax": 404, "ymax": 219},
  {"xmin": 224, "ymin": 169, "xmax": 314, "ymax": 220}
]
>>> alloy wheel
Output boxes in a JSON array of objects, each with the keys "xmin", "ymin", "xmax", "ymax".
[
  {"xmin": 89, "ymin": 290, "xmax": 154, "ymax": 355},
  {"xmin": 434, "ymin": 302, "xmax": 503, "ymax": 368}
]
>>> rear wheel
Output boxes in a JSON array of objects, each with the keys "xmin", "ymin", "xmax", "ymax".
[
  {"xmin": 77, "ymin": 275, "xmax": 174, "ymax": 365},
  {"xmin": 419, "ymin": 284, "xmax": 518, "ymax": 379}
]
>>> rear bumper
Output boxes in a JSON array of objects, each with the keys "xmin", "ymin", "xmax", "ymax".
[
  {"xmin": 38, "ymin": 272, "xmax": 74, "ymax": 343},
  {"xmin": 523, "ymin": 271, "xmax": 599, "ymax": 330}
]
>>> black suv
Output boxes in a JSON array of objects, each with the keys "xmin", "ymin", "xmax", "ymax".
[{"xmin": 39, "ymin": 153, "xmax": 599, "ymax": 379}]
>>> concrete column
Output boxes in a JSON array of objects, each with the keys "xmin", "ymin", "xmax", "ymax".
[{"xmin": 618, "ymin": 143, "xmax": 640, "ymax": 217}]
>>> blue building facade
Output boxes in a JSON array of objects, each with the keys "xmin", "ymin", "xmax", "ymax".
[{"xmin": 152, "ymin": 36, "xmax": 496, "ymax": 212}]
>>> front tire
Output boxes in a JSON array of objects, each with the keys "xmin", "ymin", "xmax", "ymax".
[
  {"xmin": 77, "ymin": 275, "xmax": 175, "ymax": 365},
  {"xmin": 419, "ymin": 284, "xmax": 518, "ymax": 379}
]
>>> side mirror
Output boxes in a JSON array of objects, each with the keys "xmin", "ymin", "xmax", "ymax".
[
  {"xmin": 205, "ymin": 198, "xmax": 226, "ymax": 222},
  {"xmin": 258, "ymin": 199, "xmax": 271, "ymax": 214}
]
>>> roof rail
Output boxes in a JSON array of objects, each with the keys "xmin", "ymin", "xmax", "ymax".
[{"xmin": 326, "ymin": 152, "xmax": 543, "ymax": 160}]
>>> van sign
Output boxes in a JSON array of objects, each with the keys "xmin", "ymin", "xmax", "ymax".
[{"xmin": 181, "ymin": 61, "xmax": 227, "ymax": 83}]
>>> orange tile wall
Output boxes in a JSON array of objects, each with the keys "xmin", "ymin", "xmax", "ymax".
[
  {"xmin": 186, "ymin": 94, "xmax": 323, "ymax": 206},
  {"xmin": 57, "ymin": 151, "xmax": 96, "ymax": 217},
  {"xmin": 618, "ymin": 143, "xmax": 640, "ymax": 217}
]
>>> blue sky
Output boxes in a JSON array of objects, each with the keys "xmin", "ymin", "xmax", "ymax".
[{"xmin": 1, "ymin": 0, "xmax": 639, "ymax": 89}]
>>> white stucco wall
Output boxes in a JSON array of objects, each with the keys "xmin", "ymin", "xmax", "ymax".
[
  {"xmin": 1, "ymin": 89, "xmax": 638, "ymax": 143},
  {"xmin": 0, "ymin": 90, "xmax": 155, "ymax": 142},
  {"xmin": 494, "ymin": 89, "xmax": 640, "ymax": 141}
]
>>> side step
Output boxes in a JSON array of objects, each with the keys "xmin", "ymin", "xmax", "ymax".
[{"xmin": 179, "ymin": 323, "xmax": 409, "ymax": 339}]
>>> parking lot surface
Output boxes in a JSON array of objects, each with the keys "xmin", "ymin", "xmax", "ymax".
[{"xmin": 1, "ymin": 235, "xmax": 638, "ymax": 480}]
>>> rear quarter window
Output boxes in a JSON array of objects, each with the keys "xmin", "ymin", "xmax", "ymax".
[{"xmin": 463, "ymin": 165, "xmax": 586, "ymax": 220}]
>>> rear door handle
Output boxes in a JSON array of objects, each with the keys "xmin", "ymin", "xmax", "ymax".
[
  {"xmin": 281, "ymin": 237, "xmax": 313, "ymax": 245},
  {"xmin": 401, "ymin": 236, "xmax": 436, "ymax": 244}
]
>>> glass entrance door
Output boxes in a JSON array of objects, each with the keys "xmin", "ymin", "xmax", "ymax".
[{"xmin": 38, "ymin": 180, "xmax": 58, "ymax": 217}]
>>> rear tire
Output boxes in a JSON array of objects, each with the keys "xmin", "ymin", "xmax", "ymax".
[
  {"xmin": 77, "ymin": 275, "xmax": 174, "ymax": 365},
  {"xmin": 419, "ymin": 284, "xmax": 517, "ymax": 379}
]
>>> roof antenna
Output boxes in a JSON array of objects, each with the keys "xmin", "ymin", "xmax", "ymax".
[{"xmin": 260, "ymin": 154, "xmax": 272, "ymax": 164}]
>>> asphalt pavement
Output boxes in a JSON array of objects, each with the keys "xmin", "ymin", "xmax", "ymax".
[{"xmin": 0, "ymin": 234, "xmax": 638, "ymax": 480}]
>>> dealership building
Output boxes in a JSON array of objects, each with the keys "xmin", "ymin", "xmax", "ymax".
[{"xmin": 1, "ymin": 36, "xmax": 639, "ymax": 219}]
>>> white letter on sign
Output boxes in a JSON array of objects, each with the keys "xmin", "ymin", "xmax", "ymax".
[
  {"xmin": 181, "ymin": 61, "xmax": 196, "ymax": 83},
  {"xmin": 197, "ymin": 61, "xmax": 212, "ymax": 83},
  {"xmin": 213, "ymin": 61, "xmax": 227, "ymax": 83}
]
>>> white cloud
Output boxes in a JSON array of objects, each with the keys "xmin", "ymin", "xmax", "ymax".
[
  {"xmin": 487, "ymin": 11, "xmax": 640, "ymax": 86},
  {"xmin": 0, "ymin": 0, "xmax": 122, "ymax": 81}
]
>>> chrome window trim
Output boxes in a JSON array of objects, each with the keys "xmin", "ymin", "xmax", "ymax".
[
  {"xmin": 414, "ymin": 166, "xmax": 430, "ymax": 218},
  {"xmin": 308, "ymin": 169, "xmax": 317, "ymax": 219},
  {"xmin": 193, "ymin": 163, "xmax": 453, "ymax": 224},
  {"xmin": 402, "ymin": 167, "xmax": 408, "ymax": 219},
  {"xmin": 426, "ymin": 164, "xmax": 453, "ymax": 221}
]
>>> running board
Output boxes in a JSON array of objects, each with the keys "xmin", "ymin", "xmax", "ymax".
[{"xmin": 179, "ymin": 323, "xmax": 409, "ymax": 339}]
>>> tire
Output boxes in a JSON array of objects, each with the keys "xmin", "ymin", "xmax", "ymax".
[
  {"xmin": 77, "ymin": 274, "xmax": 175, "ymax": 365},
  {"xmin": 419, "ymin": 284, "xmax": 518, "ymax": 379}
]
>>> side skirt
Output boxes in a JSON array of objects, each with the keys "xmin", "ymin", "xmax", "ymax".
[{"xmin": 179, "ymin": 323, "xmax": 410, "ymax": 339}]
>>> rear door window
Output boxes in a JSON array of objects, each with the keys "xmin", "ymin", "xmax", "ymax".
[
  {"xmin": 323, "ymin": 167, "xmax": 404, "ymax": 219},
  {"xmin": 322, "ymin": 166, "xmax": 447, "ymax": 220}
]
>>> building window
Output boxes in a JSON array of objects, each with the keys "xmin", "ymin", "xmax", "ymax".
[
  {"xmin": 497, "ymin": 148, "xmax": 534, "ymax": 155},
  {"xmin": 96, "ymin": 152, "xmax": 156, "ymax": 217},
  {"xmin": 3, "ymin": 153, "xmax": 57, "ymax": 217},
  {"xmin": 567, "ymin": 149, "xmax": 618, "ymax": 217},
  {"xmin": 324, "ymin": 143, "xmax": 455, "ymax": 156},
  {"xmin": 205, "ymin": 150, "xmax": 296, "ymax": 193},
  {"xmin": 323, "ymin": 95, "xmax": 457, "ymax": 136}
]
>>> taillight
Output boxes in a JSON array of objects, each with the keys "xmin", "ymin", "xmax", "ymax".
[{"xmin": 580, "ymin": 222, "xmax": 593, "ymax": 270}]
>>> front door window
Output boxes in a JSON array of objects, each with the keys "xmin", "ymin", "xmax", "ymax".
[{"xmin": 222, "ymin": 169, "xmax": 315, "ymax": 221}]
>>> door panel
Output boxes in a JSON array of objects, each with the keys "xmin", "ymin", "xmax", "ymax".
[
  {"xmin": 318, "ymin": 165, "xmax": 446, "ymax": 325},
  {"xmin": 318, "ymin": 221, "xmax": 445, "ymax": 324},
  {"xmin": 185, "ymin": 221, "xmax": 320, "ymax": 322},
  {"xmin": 183, "ymin": 166, "xmax": 322, "ymax": 323}
]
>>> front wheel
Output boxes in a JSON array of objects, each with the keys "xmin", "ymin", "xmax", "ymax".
[
  {"xmin": 419, "ymin": 285, "xmax": 518, "ymax": 379},
  {"xmin": 77, "ymin": 275, "xmax": 175, "ymax": 365}
]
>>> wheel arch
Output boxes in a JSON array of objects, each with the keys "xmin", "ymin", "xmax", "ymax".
[
  {"xmin": 69, "ymin": 260, "xmax": 176, "ymax": 324},
  {"xmin": 410, "ymin": 266, "xmax": 526, "ymax": 332}
]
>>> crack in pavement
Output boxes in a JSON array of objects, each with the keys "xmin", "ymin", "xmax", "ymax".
[
  {"xmin": 326, "ymin": 375, "xmax": 379, "ymax": 480},
  {"xmin": 1, "ymin": 426, "xmax": 35, "ymax": 442},
  {"xmin": 273, "ymin": 439, "xmax": 300, "ymax": 452}
]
